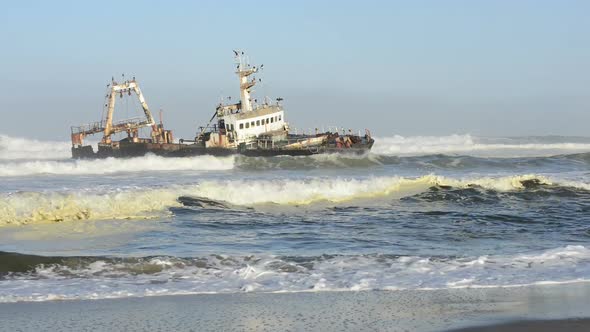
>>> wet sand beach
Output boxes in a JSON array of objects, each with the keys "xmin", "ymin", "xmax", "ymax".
[
  {"xmin": 1, "ymin": 283, "xmax": 589, "ymax": 332},
  {"xmin": 449, "ymin": 318, "xmax": 590, "ymax": 332}
]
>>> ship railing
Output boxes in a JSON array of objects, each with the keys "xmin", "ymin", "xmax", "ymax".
[
  {"xmin": 71, "ymin": 117, "xmax": 152, "ymax": 136},
  {"xmin": 111, "ymin": 117, "xmax": 150, "ymax": 129},
  {"xmin": 288, "ymin": 127, "xmax": 373, "ymax": 148},
  {"xmin": 71, "ymin": 121, "xmax": 105, "ymax": 135},
  {"xmin": 197, "ymin": 124, "xmax": 219, "ymax": 132},
  {"xmin": 256, "ymin": 138, "xmax": 277, "ymax": 149},
  {"xmin": 291, "ymin": 127, "xmax": 338, "ymax": 136},
  {"xmin": 292, "ymin": 126, "xmax": 366, "ymax": 137},
  {"xmin": 195, "ymin": 124, "xmax": 220, "ymax": 140},
  {"xmin": 254, "ymin": 136, "xmax": 322, "ymax": 150}
]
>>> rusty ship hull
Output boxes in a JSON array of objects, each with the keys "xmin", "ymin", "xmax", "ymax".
[{"xmin": 72, "ymin": 134, "xmax": 375, "ymax": 159}]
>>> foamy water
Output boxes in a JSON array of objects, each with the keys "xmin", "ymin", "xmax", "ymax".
[
  {"xmin": 373, "ymin": 134, "xmax": 590, "ymax": 157},
  {"xmin": 1, "ymin": 133, "xmax": 589, "ymax": 303},
  {"xmin": 0, "ymin": 155, "xmax": 234, "ymax": 177},
  {"xmin": 0, "ymin": 135, "xmax": 71, "ymax": 160},
  {"xmin": 1, "ymin": 245, "xmax": 588, "ymax": 302}
]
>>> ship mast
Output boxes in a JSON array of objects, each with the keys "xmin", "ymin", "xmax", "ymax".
[{"xmin": 234, "ymin": 51, "xmax": 258, "ymax": 112}]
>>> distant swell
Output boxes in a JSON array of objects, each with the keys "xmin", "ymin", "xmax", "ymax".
[
  {"xmin": 2, "ymin": 174, "xmax": 589, "ymax": 226},
  {"xmin": 1, "ymin": 245, "xmax": 588, "ymax": 302}
]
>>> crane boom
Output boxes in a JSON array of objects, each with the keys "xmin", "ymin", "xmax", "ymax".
[
  {"xmin": 71, "ymin": 78, "xmax": 172, "ymax": 147},
  {"xmin": 103, "ymin": 80, "xmax": 156, "ymax": 143}
]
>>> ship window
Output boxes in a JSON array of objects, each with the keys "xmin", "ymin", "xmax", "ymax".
[
  {"xmin": 279, "ymin": 115, "xmax": 282, "ymax": 121},
  {"xmin": 256, "ymin": 120, "xmax": 260, "ymax": 126},
  {"xmin": 240, "ymin": 123, "xmax": 244, "ymax": 129},
  {"xmin": 271, "ymin": 117, "xmax": 274, "ymax": 123},
  {"xmin": 274, "ymin": 116, "xmax": 278, "ymax": 122},
  {"xmin": 246, "ymin": 122, "xmax": 250, "ymax": 128},
  {"xmin": 251, "ymin": 121, "xmax": 255, "ymax": 127},
  {"xmin": 266, "ymin": 118, "xmax": 269, "ymax": 124}
]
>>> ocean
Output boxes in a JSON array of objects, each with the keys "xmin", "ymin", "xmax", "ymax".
[{"xmin": 1, "ymin": 133, "xmax": 589, "ymax": 304}]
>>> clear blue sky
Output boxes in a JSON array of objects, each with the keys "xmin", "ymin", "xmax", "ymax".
[{"xmin": 1, "ymin": 0, "xmax": 589, "ymax": 140}]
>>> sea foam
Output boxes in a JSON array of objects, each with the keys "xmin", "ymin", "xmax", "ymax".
[
  {"xmin": 372, "ymin": 134, "xmax": 590, "ymax": 157},
  {"xmin": 1, "ymin": 245, "xmax": 588, "ymax": 302},
  {"xmin": 0, "ymin": 154, "xmax": 235, "ymax": 177},
  {"xmin": 0, "ymin": 135, "xmax": 71, "ymax": 160},
  {"xmin": 3, "ymin": 173, "xmax": 583, "ymax": 226}
]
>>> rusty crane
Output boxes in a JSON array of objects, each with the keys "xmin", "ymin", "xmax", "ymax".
[{"xmin": 70, "ymin": 78, "xmax": 173, "ymax": 150}]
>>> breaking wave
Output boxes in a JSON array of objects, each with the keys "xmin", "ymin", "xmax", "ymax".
[
  {"xmin": 1, "ymin": 245, "xmax": 588, "ymax": 302},
  {"xmin": 372, "ymin": 134, "xmax": 590, "ymax": 157},
  {"xmin": 184, "ymin": 174, "xmax": 555, "ymax": 206},
  {"xmin": 0, "ymin": 154, "xmax": 235, "ymax": 177},
  {"xmin": 2, "ymin": 174, "xmax": 588, "ymax": 226},
  {"xmin": 0, "ymin": 135, "xmax": 71, "ymax": 160},
  {"xmin": 0, "ymin": 188, "xmax": 183, "ymax": 226}
]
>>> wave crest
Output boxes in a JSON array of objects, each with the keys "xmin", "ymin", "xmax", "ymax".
[
  {"xmin": 3, "ymin": 174, "xmax": 579, "ymax": 226},
  {"xmin": 0, "ymin": 189, "xmax": 183, "ymax": 226},
  {"xmin": 189, "ymin": 174, "xmax": 552, "ymax": 207}
]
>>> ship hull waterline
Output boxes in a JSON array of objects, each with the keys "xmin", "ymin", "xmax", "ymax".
[{"xmin": 71, "ymin": 141, "xmax": 375, "ymax": 159}]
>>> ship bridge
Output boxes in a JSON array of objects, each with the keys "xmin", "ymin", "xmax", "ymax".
[{"xmin": 199, "ymin": 51, "xmax": 288, "ymax": 147}]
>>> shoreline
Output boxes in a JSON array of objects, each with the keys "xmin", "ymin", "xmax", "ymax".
[
  {"xmin": 449, "ymin": 318, "xmax": 590, "ymax": 332},
  {"xmin": 1, "ymin": 283, "xmax": 589, "ymax": 331}
]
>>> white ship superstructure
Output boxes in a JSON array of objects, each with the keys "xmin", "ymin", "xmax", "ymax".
[{"xmin": 199, "ymin": 51, "xmax": 288, "ymax": 148}]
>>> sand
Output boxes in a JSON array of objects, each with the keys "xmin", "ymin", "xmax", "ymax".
[
  {"xmin": 449, "ymin": 318, "xmax": 590, "ymax": 331},
  {"xmin": 1, "ymin": 282, "xmax": 589, "ymax": 331}
]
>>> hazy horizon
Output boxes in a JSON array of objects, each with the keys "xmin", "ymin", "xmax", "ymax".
[{"xmin": 1, "ymin": 0, "xmax": 588, "ymax": 140}]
